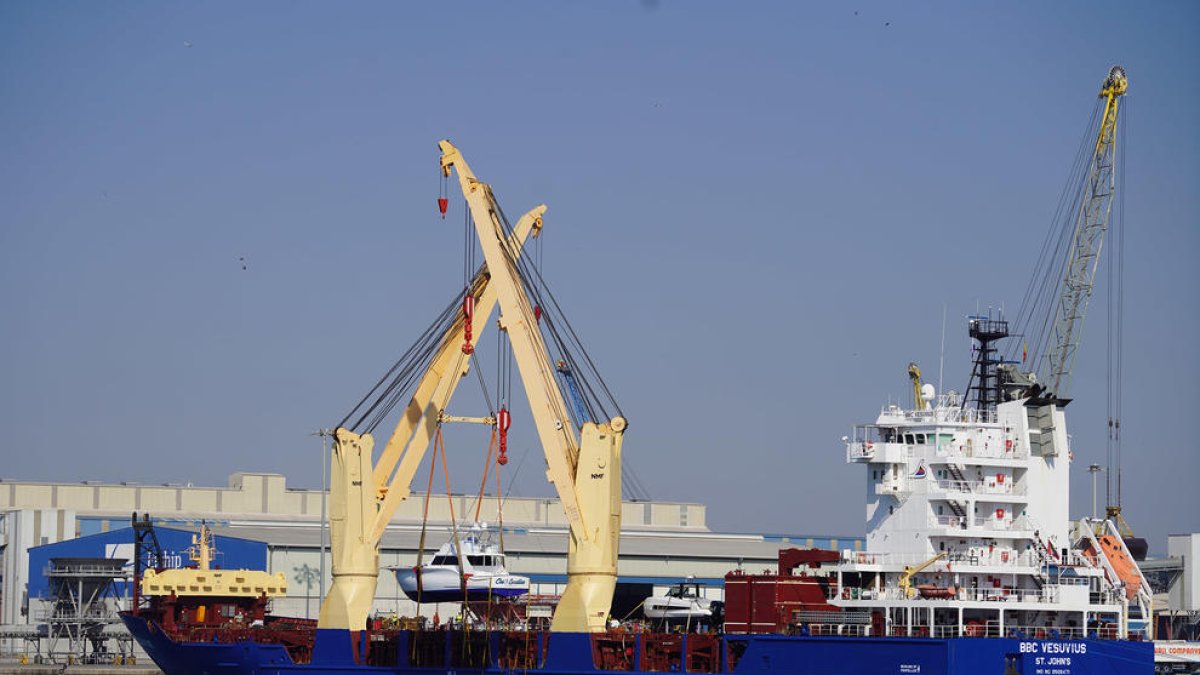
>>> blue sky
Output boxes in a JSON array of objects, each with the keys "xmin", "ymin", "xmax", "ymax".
[{"xmin": 2, "ymin": 1, "xmax": 1197, "ymax": 553}]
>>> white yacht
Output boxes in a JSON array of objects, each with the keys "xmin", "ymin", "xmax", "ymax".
[
  {"xmin": 643, "ymin": 580, "xmax": 717, "ymax": 621},
  {"xmin": 392, "ymin": 525, "xmax": 530, "ymax": 603}
]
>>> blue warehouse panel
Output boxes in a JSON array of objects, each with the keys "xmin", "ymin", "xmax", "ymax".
[{"xmin": 27, "ymin": 526, "xmax": 268, "ymax": 599}]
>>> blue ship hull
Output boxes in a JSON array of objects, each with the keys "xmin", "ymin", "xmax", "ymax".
[{"xmin": 122, "ymin": 613, "xmax": 1152, "ymax": 674}]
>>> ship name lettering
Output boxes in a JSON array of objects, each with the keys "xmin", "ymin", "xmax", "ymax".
[
  {"xmin": 1024, "ymin": 642, "xmax": 1086, "ymax": 655},
  {"xmin": 1043, "ymin": 643, "xmax": 1085, "ymax": 654}
]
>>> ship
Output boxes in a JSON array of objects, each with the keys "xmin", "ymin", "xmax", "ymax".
[
  {"xmin": 119, "ymin": 515, "xmax": 319, "ymax": 667},
  {"xmin": 119, "ymin": 66, "xmax": 1154, "ymax": 673},
  {"xmin": 119, "ymin": 317, "xmax": 1156, "ymax": 672}
]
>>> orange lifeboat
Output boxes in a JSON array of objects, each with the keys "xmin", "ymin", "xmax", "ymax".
[
  {"xmin": 916, "ymin": 585, "xmax": 957, "ymax": 599},
  {"xmin": 1084, "ymin": 534, "xmax": 1142, "ymax": 600}
]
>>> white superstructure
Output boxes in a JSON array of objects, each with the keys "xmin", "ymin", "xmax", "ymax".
[{"xmin": 831, "ymin": 318, "xmax": 1152, "ymax": 641}]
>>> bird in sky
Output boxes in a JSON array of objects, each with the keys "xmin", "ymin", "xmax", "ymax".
[{"xmin": 238, "ymin": 256, "xmax": 247, "ymax": 271}]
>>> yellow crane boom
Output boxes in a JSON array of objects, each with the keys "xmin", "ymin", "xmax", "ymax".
[
  {"xmin": 899, "ymin": 552, "xmax": 947, "ymax": 599},
  {"xmin": 318, "ymin": 192, "xmax": 542, "ymax": 634},
  {"xmin": 439, "ymin": 140, "xmax": 626, "ymax": 632},
  {"xmin": 317, "ymin": 140, "xmax": 626, "ymax": 637}
]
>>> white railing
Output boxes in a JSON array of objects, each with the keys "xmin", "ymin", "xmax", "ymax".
[
  {"xmin": 956, "ymin": 586, "xmax": 1060, "ymax": 603},
  {"xmin": 933, "ymin": 479, "xmax": 1023, "ymax": 496},
  {"xmin": 876, "ymin": 401, "xmax": 998, "ymax": 425},
  {"xmin": 800, "ymin": 623, "xmax": 870, "ymax": 637},
  {"xmin": 842, "ymin": 586, "xmax": 1058, "ymax": 603},
  {"xmin": 847, "ymin": 547, "xmax": 1042, "ymax": 569},
  {"xmin": 970, "ymin": 515, "xmax": 1034, "ymax": 531},
  {"xmin": 847, "ymin": 441, "xmax": 911, "ymax": 463},
  {"xmin": 927, "ymin": 514, "xmax": 1033, "ymax": 533},
  {"xmin": 943, "ymin": 440, "xmax": 1029, "ymax": 461},
  {"xmin": 847, "ymin": 442, "xmax": 875, "ymax": 460}
]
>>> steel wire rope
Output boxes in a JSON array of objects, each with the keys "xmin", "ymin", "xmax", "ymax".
[
  {"xmin": 1012, "ymin": 100, "xmax": 1099, "ymax": 341},
  {"xmin": 1008, "ymin": 101, "xmax": 1104, "ymax": 369},
  {"xmin": 1027, "ymin": 138, "xmax": 1097, "ymax": 373},
  {"xmin": 339, "ymin": 294, "xmax": 461, "ymax": 432},
  {"xmin": 338, "ymin": 295, "xmax": 458, "ymax": 430},
  {"xmin": 415, "ymin": 438, "xmax": 440, "ymax": 622},
  {"xmin": 491, "ymin": 196, "xmax": 652, "ymax": 501},
  {"xmin": 511, "ymin": 234, "xmax": 652, "ymax": 500},
  {"xmin": 493, "ymin": 199, "xmax": 653, "ymax": 499},
  {"xmin": 493, "ymin": 202, "xmax": 623, "ymax": 420},
  {"xmin": 487, "ymin": 212, "xmax": 577, "ymax": 426},
  {"xmin": 431, "ymin": 428, "xmax": 470, "ymax": 633},
  {"xmin": 1110, "ymin": 98, "xmax": 1128, "ymax": 509},
  {"xmin": 519, "ymin": 255, "xmax": 617, "ymax": 418},
  {"xmin": 365, "ymin": 317, "xmax": 459, "ymax": 433},
  {"xmin": 1010, "ymin": 101, "xmax": 1102, "ymax": 342},
  {"xmin": 366, "ymin": 279, "xmax": 494, "ymax": 433},
  {"xmin": 1026, "ymin": 139, "xmax": 1095, "ymax": 378}
]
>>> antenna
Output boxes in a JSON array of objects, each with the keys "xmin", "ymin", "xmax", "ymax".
[{"xmin": 938, "ymin": 303, "xmax": 947, "ymax": 396}]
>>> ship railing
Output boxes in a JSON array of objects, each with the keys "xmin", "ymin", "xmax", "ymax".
[
  {"xmin": 927, "ymin": 624, "xmax": 1089, "ymax": 639},
  {"xmin": 930, "ymin": 515, "xmax": 967, "ymax": 529},
  {"xmin": 798, "ymin": 623, "xmax": 870, "ymax": 637},
  {"xmin": 842, "ymin": 551, "xmax": 955, "ymax": 567},
  {"xmin": 847, "ymin": 548, "xmax": 1045, "ymax": 570},
  {"xmin": 846, "ymin": 440, "xmax": 912, "ymax": 463},
  {"xmin": 898, "ymin": 623, "xmax": 1143, "ymax": 641},
  {"xmin": 1088, "ymin": 590, "xmax": 1124, "ymax": 606},
  {"xmin": 951, "ymin": 548, "xmax": 1041, "ymax": 567},
  {"xmin": 942, "ymin": 442, "xmax": 1029, "ymax": 461},
  {"xmin": 857, "ymin": 585, "xmax": 1059, "ymax": 603},
  {"xmin": 957, "ymin": 586, "xmax": 1061, "ymax": 603},
  {"xmin": 878, "ymin": 403, "xmax": 998, "ymax": 425},
  {"xmin": 967, "ymin": 516, "xmax": 1033, "ymax": 532},
  {"xmin": 932, "ymin": 479, "xmax": 1022, "ymax": 496}
]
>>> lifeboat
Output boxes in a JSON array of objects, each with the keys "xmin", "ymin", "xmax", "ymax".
[{"xmin": 916, "ymin": 585, "xmax": 958, "ymax": 599}]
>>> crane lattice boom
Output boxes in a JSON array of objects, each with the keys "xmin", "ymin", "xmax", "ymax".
[{"xmin": 1040, "ymin": 66, "xmax": 1127, "ymax": 398}]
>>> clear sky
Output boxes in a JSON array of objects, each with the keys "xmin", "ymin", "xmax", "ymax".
[{"xmin": 2, "ymin": 1, "xmax": 1197, "ymax": 553}]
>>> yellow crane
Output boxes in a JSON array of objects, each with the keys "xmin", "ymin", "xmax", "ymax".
[
  {"xmin": 899, "ymin": 552, "xmax": 947, "ymax": 599},
  {"xmin": 317, "ymin": 141, "xmax": 626, "ymax": 640},
  {"xmin": 908, "ymin": 362, "xmax": 926, "ymax": 411}
]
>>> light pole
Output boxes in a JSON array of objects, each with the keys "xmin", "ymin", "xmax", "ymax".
[
  {"xmin": 1087, "ymin": 464, "xmax": 1103, "ymax": 519},
  {"xmin": 312, "ymin": 429, "xmax": 333, "ymax": 605},
  {"xmin": 293, "ymin": 563, "xmax": 319, "ymax": 619}
]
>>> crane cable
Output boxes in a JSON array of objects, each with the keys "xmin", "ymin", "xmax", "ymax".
[
  {"xmin": 1106, "ymin": 99, "xmax": 1128, "ymax": 514},
  {"xmin": 414, "ymin": 426, "xmax": 441, "ymax": 619},
  {"xmin": 1008, "ymin": 99, "xmax": 1104, "ymax": 368},
  {"xmin": 430, "ymin": 428, "xmax": 468, "ymax": 629}
]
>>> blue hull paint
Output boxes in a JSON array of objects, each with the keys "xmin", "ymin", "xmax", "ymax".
[
  {"xmin": 122, "ymin": 613, "xmax": 298, "ymax": 674},
  {"xmin": 122, "ymin": 615, "xmax": 1153, "ymax": 674}
]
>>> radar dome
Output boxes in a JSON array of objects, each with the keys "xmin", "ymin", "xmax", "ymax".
[{"xmin": 920, "ymin": 384, "xmax": 936, "ymax": 402}]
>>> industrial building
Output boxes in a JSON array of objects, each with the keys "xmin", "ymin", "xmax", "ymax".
[{"xmin": 0, "ymin": 472, "xmax": 861, "ymax": 661}]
